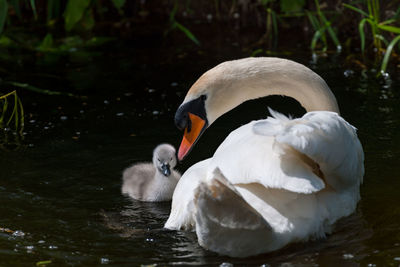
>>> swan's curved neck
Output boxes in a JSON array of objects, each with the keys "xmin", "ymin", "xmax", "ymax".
[{"xmin": 190, "ymin": 58, "xmax": 340, "ymax": 125}]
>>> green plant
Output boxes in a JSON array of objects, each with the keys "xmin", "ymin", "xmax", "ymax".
[
  {"xmin": 344, "ymin": 0, "xmax": 400, "ymax": 74},
  {"xmin": 260, "ymin": 0, "xmax": 279, "ymax": 48},
  {"xmin": 0, "ymin": 90, "xmax": 24, "ymax": 133},
  {"xmin": 166, "ymin": 1, "xmax": 200, "ymax": 46},
  {"xmin": 306, "ymin": 0, "xmax": 340, "ymax": 52}
]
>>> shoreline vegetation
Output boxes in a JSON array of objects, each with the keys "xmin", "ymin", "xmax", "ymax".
[{"xmin": 0, "ymin": 0, "xmax": 399, "ymax": 142}]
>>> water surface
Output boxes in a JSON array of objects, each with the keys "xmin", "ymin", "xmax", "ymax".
[{"xmin": 0, "ymin": 39, "xmax": 400, "ymax": 266}]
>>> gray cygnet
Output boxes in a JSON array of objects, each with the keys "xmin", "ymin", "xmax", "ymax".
[{"xmin": 121, "ymin": 144, "xmax": 181, "ymax": 202}]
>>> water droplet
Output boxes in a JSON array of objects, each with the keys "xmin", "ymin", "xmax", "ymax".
[
  {"xmin": 145, "ymin": 238, "xmax": 154, "ymax": 242},
  {"xmin": 38, "ymin": 240, "xmax": 45, "ymax": 244},
  {"xmin": 206, "ymin": 14, "xmax": 213, "ymax": 21},
  {"xmin": 233, "ymin": 13, "xmax": 240, "ymax": 19},
  {"xmin": 48, "ymin": 245, "xmax": 58, "ymax": 250},
  {"xmin": 343, "ymin": 253, "xmax": 354, "ymax": 259},
  {"xmin": 260, "ymin": 264, "xmax": 271, "ymax": 267},
  {"xmin": 367, "ymin": 264, "xmax": 377, "ymax": 267},
  {"xmin": 148, "ymin": 88, "xmax": 156, "ymax": 93},
  {"xmin": 152, "ymin": 111, "xmax": 159, "ymax": 115},
  {"xmin": 343, "ymin": 70, "xmax": 354, "ymax": 77},
  {"xmin": 80, "ymin": 110, "xmax": 85, "ymax": 114},
  {"xmin": 100, "ymin": 258, "xmax": 110, "ymax": 264},
  {"xmin": 116, "ymin": 112, "xmax": 124, "ymax": 117},
  {"xmin": 170, "ymin": 82, "xmax": 178, "ymax": 87},
  {"xmin": 394, "ymin": 257, "xmax": 400, "ymax": 261},
  {"xmin": 26, "ymin": 245, "xmax": 34, "ymax": 253},
  {"xmin": 60, "ymin": 116, "xmax": 68, "ymax": 121},
  {"xmin": 12, "ymin": 230, "xmax": 25, "ymax": 237},
  {"xmin": 219, "ymin": 263, "xmax": 233, "ymax": 267},
  {"xmin": 29, "ymin": 119, "xmax": 36, "ymax": 124},
  {"xmin": 104, "ymin": 100, "xmax": 110, "ymax": 105}
]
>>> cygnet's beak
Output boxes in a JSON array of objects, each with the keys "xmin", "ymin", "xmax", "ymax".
[{"xmin": 161, "ymin": 163, "xmax": 171, "ymax": 177}]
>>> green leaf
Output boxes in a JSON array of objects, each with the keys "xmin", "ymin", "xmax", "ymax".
[
  {"xmin": 377, "ymin": 24, "xmax": 400, "ymax": 34},
  {"xmin": 343, "ymin": 3, "xmax": 369, "ymax": 17},
  {"xmin": 374, "ymin": 34, "xmax": 388, "ymax": 47},
  {"xmin": 318, "ymin": 11, "xmax": 340, "ymax": 48},
  {"xmin": 111, "ymin": 0, "xmax": 125, "ymax": 9},
  {"xmin": 175, "ymin": 22, "xmax": 200, "ymax": 46},
  {"xmin": 0, "ymin": 0, "xmax": 8, "ymax": 34},
  {"xmin": 37, "ymin": 33, "xmax": 54, "ymax": 51},
  {"xmin": 306, "ymin": 11, "xmax": 317, "ymax": 30},
  {"xmin": 380, "ymin": 35, "xmax": 400, "ymax": 73},
  {"xmin": 250, "ymin": 48, "xmax": 264, "ymax": 57},
  {"xmin": 30, "ymin": 0, "xmax": 37, "ymax": 19},
  {"xmin": 358, "ymin": 18, "xmax": 368, "ymax": 52},
  {"xmin": 311, "ymin": 30, "xmax": 322, "ymax": 51},
  {"xmin": 36, "ymin": 260, "xmax": 52, "ymax": 266},
  {"xmin": 64, "ymin": 0, "xmax": 91, "ymax": 31},
  {"xmin": 280, "ymin": 0, "xmax": 305, "ymax": 13}
]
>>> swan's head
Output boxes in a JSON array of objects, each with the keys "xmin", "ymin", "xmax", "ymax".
[
  {"xmin": 152, "ymin": 144, "xmax": 177, "ymax": 177},
  {"xmin": 175, "ymin": 65, "xmax": 231, "ymax": 160}
]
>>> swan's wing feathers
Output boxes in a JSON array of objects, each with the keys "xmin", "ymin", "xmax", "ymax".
[
  {"xmin": 211, "ymin": 121, "xmax": 326, "ymax": 194},
  {"xmin": 260, "ymin": 111, "xmax": 364, "ymax": 188}
]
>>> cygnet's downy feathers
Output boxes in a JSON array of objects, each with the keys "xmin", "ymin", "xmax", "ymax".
[{"xmin": 122, "ymin": 144, "xmax": 181, "ymax": 202}]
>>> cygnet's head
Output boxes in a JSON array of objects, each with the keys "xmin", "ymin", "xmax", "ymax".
[{"xmin": 152, "ymin": 144, "xmax": 177, "ymax": 177}]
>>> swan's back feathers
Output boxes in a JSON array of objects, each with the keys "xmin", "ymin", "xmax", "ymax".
[
  {"xmin": 254, "ymin": 110, "xmax": 364, "ymax": 190},
  {"xmin": 210, "ymin": 120, "xmax": 326, "ymax": 194}
]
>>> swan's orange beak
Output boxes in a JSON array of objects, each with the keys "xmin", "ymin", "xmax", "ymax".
[{"xmin": 178, "ymin": 113, "xmax": 206, "ymax": 161}]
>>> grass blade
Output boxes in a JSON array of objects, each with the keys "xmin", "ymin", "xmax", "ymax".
[
  {"xmin": 30, "ymin": 0, "xmax": 37, "ymax": 19},
  {"xmin": 175, "ymin": 22, "xmax": 200, "ymax": 46},
  {"xmin": 380, "ymin": 35, "xmax": 400, "ymax": 73},
  {"xmin": 343, "ymin": 3, "xmax": 369, "ymax": 17},
  {"xmin": 358, "ymin": 18, "xmax": 367, "ymax": 53},
  {"xmin": 6, "ymin": 82, "xmax": 80, "ymax": 98},
  {"xmin": 374, "ymin": 34, "xmax": 389, "ymax": 46},
  {"xmin": 377, "ymin": 24, "xmax": 400, "ymax": 34},
  {"xmin": 0, "ymin": 0, "xmax": 8, "ymax": 34},
  {"xmin": 311, "ymin": 29, "xmax": 322, "ymax": 51}
]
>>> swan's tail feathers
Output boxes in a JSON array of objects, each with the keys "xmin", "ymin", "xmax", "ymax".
[{"xmin": 194, "ymin": 168, "xmax": 273, "ymax": 257}]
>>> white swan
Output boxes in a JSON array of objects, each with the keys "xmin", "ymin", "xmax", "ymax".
[
  {"xmin": 122, "ymin": 144, "xmax": 181, "ymax": 202},
  {"xmin": 165, "ymin": 57, "xmax": 364, "ymax": 257}
]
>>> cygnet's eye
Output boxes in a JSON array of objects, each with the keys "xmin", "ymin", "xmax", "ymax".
[
  {"xmin": 157, "ymin": 158, "xmax": 161, "ymax": 162},
  {"xmin": 170, "ymin": 157, "xmax": 173, "ymax": 161}
]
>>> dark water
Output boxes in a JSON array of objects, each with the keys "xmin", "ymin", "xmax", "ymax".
[{"xmin": 0, "ymin": 38, "xmax": 400, "ymax": 266}]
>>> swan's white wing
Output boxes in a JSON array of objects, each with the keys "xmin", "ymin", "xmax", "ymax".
[
  {"xmin": 209, "ymin": 120, "xmax": 326, "ymax": 194},
  {"xmin": 254, "ymin": 110, "xmax": 364, "ymax": 190}
]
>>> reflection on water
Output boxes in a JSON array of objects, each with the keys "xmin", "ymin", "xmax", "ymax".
[{"xmin": 0, "ymin": 40, "xmax": 400, "ymax": 266}]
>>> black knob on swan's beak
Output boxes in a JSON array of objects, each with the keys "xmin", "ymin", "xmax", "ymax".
[{"xmin": 175, "ymin": 109, "xmax": 189, "ymax": 131}]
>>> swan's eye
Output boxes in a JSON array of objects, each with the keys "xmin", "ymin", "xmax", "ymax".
[{"xmin": 201, "ymin": 95, "xmax": 207, "ymax": 101}]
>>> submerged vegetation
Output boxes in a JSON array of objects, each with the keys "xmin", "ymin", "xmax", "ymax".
[{"xmin": 0, "ymin": 90, "xmax": 24, "ymax": 149}]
